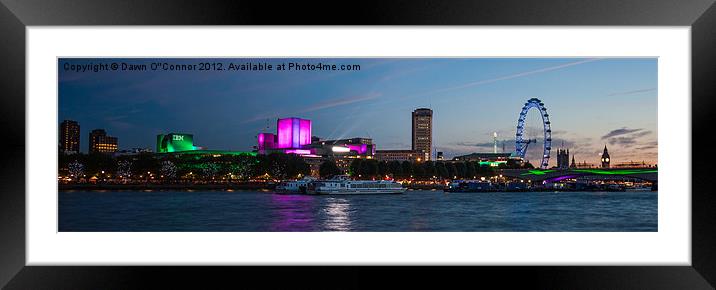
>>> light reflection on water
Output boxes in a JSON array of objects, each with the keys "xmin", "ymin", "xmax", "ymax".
[
  {"xmin": 269, "ymin": 194, "xmax": 316, "ymax": 232},
  {"xmin": 59, "ymin": 190, "xmax": 658, "ymax": 232},
  {"xmin": 322, "ymin": 198, "xmax": 352, "ymax": 231}
]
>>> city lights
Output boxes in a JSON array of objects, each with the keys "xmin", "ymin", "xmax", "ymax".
[{"xmin": 332, "ymin": 146, "xmax": 350, "ymax": 153}]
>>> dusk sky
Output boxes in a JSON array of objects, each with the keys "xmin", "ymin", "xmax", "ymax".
[{"xmin": 59, "ymin": 58, "xmax": 657, "ymax": 166}]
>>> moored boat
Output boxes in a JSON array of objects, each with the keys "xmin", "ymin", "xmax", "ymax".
[
  {"xmin": 275, "ymin": 177, "xmax": 316, "ymax": 194},
  {"xmin": 307, "ymin": 175, "xmax": 406, "ymax": 195}
]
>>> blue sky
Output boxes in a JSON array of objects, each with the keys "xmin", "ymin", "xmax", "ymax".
[{"xmin": 59, "ymin": 58, "xmax": 657, "ymax": 166}]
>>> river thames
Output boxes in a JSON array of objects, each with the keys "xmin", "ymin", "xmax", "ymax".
[{"xmin": 58, "ymin": 190, "xmax": 657, "ymax": 232}]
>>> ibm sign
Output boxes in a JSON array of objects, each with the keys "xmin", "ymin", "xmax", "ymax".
[{"xmin": 157, "ymin": 133, "xmax": 194, "ymax": 153}]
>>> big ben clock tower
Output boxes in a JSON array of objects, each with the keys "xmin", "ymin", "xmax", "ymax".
[{"xmin": 601, "ymin": 145, "xmax": 611, "ymax": 168}]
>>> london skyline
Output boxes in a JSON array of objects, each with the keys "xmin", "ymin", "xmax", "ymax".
[{"xmin": 58, "ymin": 58, "xmax": 657, "ymax": 166}]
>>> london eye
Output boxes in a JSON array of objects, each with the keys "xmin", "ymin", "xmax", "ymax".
[{"xmin": 515, "ymin": 98, "xmax": 552, "ymax": 169}]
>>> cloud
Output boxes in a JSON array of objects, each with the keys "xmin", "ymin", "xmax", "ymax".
[
  {"xmin": 634, "ymin": 140, "xmax": 658, "ymax": 151},
  {"xmin": 599, "ymin": 127, "xmax": 653, "ymax": 149},
  {"xmin": 607, "ymin": 88, "xmax": 656, "ymax": 97},
  {"xmin": 454, "ymin": 141, "xmax": 496, "ymax": 148},
  {"xmin": 636, "ymin": 144, "xmax": 658, "ymax": 150},
  {"xmin": 607, "ymin": 136, "xmax": 639, "ymax": 147},
  {"xmin": 601, "ymin": 127, "xmax": 644, "ymax": 139},
  {"xmin": 630, "ymin": 130, "xmax": 653, "ymax": 138}
]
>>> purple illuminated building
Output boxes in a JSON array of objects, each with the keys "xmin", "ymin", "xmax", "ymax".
[
  {"xmin": 257, "ymin": 118, "xmax": 313, "ymax": 154},
  {"xmin": 277, "ymin": 117, "xmax": 312, "ymax": 149},
  {"xmin": 319, "ymin": 138, "xmax": 375, "ymax": 157},
  {"xmin": 257, "ymin": 133, "xmax": 276, "ymax": 153},
  {"xmin": 284, "ymin": 149, "xmax": 312, "ymax": 155},
  {"xmin": 256, "ymin": 118, "xmax": 375, "ymax": 159},
  {"xmin": 345, "ymin": 144, "xmax": 368, "ymax": 155}
]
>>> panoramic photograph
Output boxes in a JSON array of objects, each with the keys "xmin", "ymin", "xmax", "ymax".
[{"xmin": 57, "ymin": 57, "xmax": 658, "ymax": 232}]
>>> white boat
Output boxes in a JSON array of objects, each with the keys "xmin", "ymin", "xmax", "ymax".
[
  {"xmin": 275, "ymin": 177, "xmax": 316, "ymax": 194},
  {"xmin": 307, "ymin": 175, "xmax": 406, "ymax": 195},
  {"xmin": 625, "ymin": 184, "xmax": 652, "ymax": 192}
]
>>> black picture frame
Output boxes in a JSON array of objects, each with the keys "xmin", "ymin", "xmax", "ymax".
[{"xmin": 1, "ymin": 0, "xmax": 714, "ymax": 288}]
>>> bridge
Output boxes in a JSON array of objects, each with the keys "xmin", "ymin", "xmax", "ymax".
[{"xmin": 501, "ymin": 168, "xmax": 658, "ymax": 183}]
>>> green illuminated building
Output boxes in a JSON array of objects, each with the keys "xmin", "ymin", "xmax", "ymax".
[
  {"xmin": 156, "ymin": 133, "xmax": 197, "ymax": 153},
  {"xmin": 155, "ymin": 133, "xmax": 256, "ymax": 157},
  {"xmin": 160, "ymin": 150, "xmax": 257, "ymax": 157}
]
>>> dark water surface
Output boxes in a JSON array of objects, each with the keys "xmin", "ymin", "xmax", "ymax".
[{"xmin": 58, "ymin": 190, "xmax": 657, "ymax": 232}]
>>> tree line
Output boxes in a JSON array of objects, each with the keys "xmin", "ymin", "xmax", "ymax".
[
  {"xmin": 59, "ymin": 152, "xmax": 310, "ymax": 182},
  {"xmin": 59, "ymin": 151, "xmax": 533, "ymax": 182},
  {"xmin": 319, "ymin": 158, "xmax": 532, "ymax": 179}
]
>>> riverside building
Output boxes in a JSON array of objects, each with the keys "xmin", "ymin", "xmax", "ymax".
[
  {"xmin": 59, "ymin": 120, "xmax": 80, "ymax": 154},
  {"xmin": 88, "ymin": 129, "xmax": 118, "ymax": 153},
  {"xmin": 412, "ymin": 108, "xmax": 433, "ymax": 161}
]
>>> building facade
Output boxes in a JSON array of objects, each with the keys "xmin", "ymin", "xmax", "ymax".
[
  {"xmin": 612, "ymin": 161, "xmax": 654, "ymax": 168},
  {"xmin": 412, "ymin": 108, "xmax": 433, "ymax": 161},
  {"xmin": 277, "ymin": 117, "xmax": 312, "ymax": 149},
  {"xmin": 59, "ymin": 120, "xmax": 80, "ymax": 153},
  {"xmin": 313, "ymin": 137, "xmax": 376, "ymax": 158},
  {"xmin": 257, "ymin": 117, "xmax": 312, "ymax": 154},
  {"xmin": 156, "ymin": 133, "xmax": 197, "ymax": 153},
  {"xmin": 574, "ymin": 160, "xmax": 596, "ymax": 168},
  {"xmin": 113, "ymin": 147, "xmax": 153, "ymax": 157},
  {"xmin": 556, "ymin": 148, "xmax": 570, "ymax": 169},
  {"xmin": 256, "ymin": 117, "xmax": 376, "ymax": 160},
  {"xmin": 375, "ymin": 149, "xmax": 426, "ymax": 162},
  {"xmin": 88, "ymin": 129, "xmax": 118, "ymax": 153}
]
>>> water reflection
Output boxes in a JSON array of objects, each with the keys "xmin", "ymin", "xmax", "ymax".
[
  {"xmin": 59, "ymin": 190, "xmax": 657, "ymax": 232},
  {"xmin": 269, "ymin": 194, "xmax": 317, "ymax": 231},
  {"xmin": 322, "ymin": 197, "xmax": 352, "ymax": 231}
]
